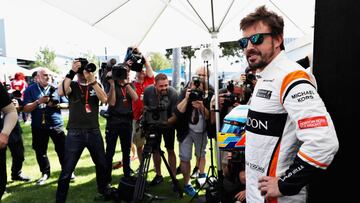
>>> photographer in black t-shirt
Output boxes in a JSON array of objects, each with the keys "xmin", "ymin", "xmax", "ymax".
[
  {"xmin": 56, "ymin": 59, "xmax": 112, "ymax": 202},
  {"xmin": 104, "ymin": 63, "xmax": 138, "ymax": 182}
]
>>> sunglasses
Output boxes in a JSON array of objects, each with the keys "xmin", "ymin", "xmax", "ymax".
[{"xmin": 238, "ymin": 33, "xmax": 273, "ymax": 49}]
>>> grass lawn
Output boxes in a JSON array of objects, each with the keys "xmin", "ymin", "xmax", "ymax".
[{"xmin": 3, "ymin": 116, "xmax": 214, "ymax": 203}]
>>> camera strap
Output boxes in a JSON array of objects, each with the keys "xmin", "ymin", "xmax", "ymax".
[
  {"xmin": 77, "ymin": 82, "xmax": 91, "ymax": 113},
  {"xmin": 37, "ymin": 83, "xmax": 50, "ymax": 109}
]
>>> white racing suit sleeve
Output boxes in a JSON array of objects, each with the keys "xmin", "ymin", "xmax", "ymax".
[{"xmin": 278, "ymin": 70, "xmax": 339, "ymax": 195}]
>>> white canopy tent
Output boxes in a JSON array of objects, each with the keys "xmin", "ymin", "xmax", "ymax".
[{"xmin": 42, "ymin": 0, "xmax": 315, "ymax": 173}]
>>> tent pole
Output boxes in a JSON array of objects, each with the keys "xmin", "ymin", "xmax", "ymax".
[{"xmin": 211, "ymin": 31, "xmax": 222, "ymax": 176}]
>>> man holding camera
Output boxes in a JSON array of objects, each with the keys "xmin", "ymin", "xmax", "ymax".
[
  {"xmin": 56, "ymin": 59, "xmax": 111, "ymax": 202},
  {"xmin": 142, "ymin": 73, "xmax": 178, "ymax": 186},
  {"xmin": 23, "ymin": 68, "xmax": 67, "ymax": 185},
  {"xmin": 131, "ymin": 53, "xmax": 154, "ymax": 166},
  {"xmin": 0, "ymin": 82, "xmax": 18, "ymax": 200},
  {"xmin": 104, "ymin": 63, "xmax": 138, "ymax": 181},
  {"xmin": 175, "ymin": 72, "xmax": 213, "ymax": 197}
]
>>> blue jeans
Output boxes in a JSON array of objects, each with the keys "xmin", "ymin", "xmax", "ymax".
[
  {"xmin": 105, "ymin": 123, "xmax": 132, "ymax": 180},
  {"xmin": 56, "ymin": 128, "xmax": 109, "ymax": 203}
]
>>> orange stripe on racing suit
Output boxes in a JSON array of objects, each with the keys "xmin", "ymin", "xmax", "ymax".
[
  {"xmin": 298, "ymin": 151, "xmax": 329, "ymax": 168},
  {"xmin": 280, "ymin": 70, "xmax": 312, "ymax": 104}
]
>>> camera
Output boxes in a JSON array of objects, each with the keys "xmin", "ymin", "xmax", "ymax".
[
  {"xmin": 124, "ymin": 47, "xmax": 144, "ymax": 72},
  {"xmin": 189, "ymin": 75, "xmax": 203, "ymax": 101},
  {"xmin": 142, "ymin": 97, "xmax": 168, "ymax": 129},
  {"xmin": 48, "ymin": 86, "xmax": 59, "ymax": 105},
  {"xmin": 10, "ymin": 90, "xmax": 22, "ymax": 99},
  {"xmin": 109, "ymin": 63, "xmax": 128, "ymax": 81},
  {"xmin": 75, "ymin": 58, "xmax": 97, "ymax": 73}
]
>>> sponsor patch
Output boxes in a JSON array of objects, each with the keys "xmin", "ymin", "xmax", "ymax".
[
  {"xmin": 298, "ymin": 116, "xmax": 328, "ymax": 129},
  {"xmin": 256, "ymin": 89, "xmax": 272, "ymax": 99}
]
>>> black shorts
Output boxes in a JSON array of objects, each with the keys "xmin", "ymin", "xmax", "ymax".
[{"xmin": 155, "ymin": 128, "xmax": 175, "ymax": 150}]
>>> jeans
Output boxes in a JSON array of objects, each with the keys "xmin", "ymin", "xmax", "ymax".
[
  {"xmin": 105, "ymin": 123, "xmax": 132, "ymax": 180},
  {"xmin": 56, "ymin": 128, "xmax": 109, "ymax": 203},
  {"xmin": 8, "ymin": 138, "xmax": 25, "ymax": 177},
  {"xmin": 0, "ymin": 148, "xmax": 6, "ymax": 200},
  {"xmin": 32, "ymin": 126, "xmax": 65, "ymax": 176}
]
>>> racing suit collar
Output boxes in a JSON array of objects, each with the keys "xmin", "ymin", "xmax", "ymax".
[{"xmin": 257, "ymin": 51, "xmax": 286, "ymax": 78}]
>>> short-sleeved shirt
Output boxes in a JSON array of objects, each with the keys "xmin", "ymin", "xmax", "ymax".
[
  {"xmin": 106, "ymin": 83, "xmax": 135, "ymax": 127},
  {"xmin": 66, "ymin": 81, "xmax": 100, "ymax": 129},
  {"xmin": 132, "ymin": 76, "xmax": 155, "ymax": 121},
  {"xmin": 23, "ymin": 83, "xmax": 64, "ymax": 129},
  {"xmin": 143, "ymin": 85, "xmax": 178, "ymax": 120}
]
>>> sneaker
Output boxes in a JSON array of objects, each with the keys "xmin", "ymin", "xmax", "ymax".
[
  {"xmin": 70, "ymin": 172, "xmax": 76, "ymax": 181},
  {"xmin": 190, "ymin": 167, "xmax": 199, "ymax": 179},
  {"xmin": 198, "ymin": 173, "xmax": 207, "ymax": 179},
  {"xmin": 149, "ymin": 175, "xmax": 163, "ymax": 186},
  {"xmin": 184, "ymin": 184, "xmax": 196, "ymax": 197},
  {"xmin": 12, "ymin": 173, "xmax": 31, "ymax": 182},
  {"xmin": 36, "ymin": 174, "xmax": 49, "ymax": 185}
]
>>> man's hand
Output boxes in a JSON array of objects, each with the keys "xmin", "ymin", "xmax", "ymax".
[
  {"xmin": 106, "ymin": 71, "xmax": 114, "ymax": 85},
  {"xmin": 72, "ymin": 60, "xmax": 81, "ymax": 73},
  {"xmin": 0, "ymin": 133, "xmax": 9, "ymax": 149},
  {"xmin": 258, "ymin": 176, "xmax": 282, "ymax": 198},
  {"xmin": 192, "ymin": 100, "xmax": 205, "ymax": 112},
  {"xmin": 83, "ymin": 71, "xmax": 96, "ymax": 84},
  {"xmin": 234, "ymin": 190, "xmax": 246, "ymax": 202},
  {"xmin": 38, "ymin": 96, "xmax": 50, "ymax": 104}
]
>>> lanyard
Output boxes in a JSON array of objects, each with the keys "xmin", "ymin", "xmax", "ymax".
[
  {"xmin": 121, "ymin": 86, "xmax": 127, "ymax": 99},
  {"xmin": 37, "ymin": 83, "xmax": 50, "ymax": 97},
  {"xmin": 77, "ymin": 82, "xmax": 89, "ymax": 104}
]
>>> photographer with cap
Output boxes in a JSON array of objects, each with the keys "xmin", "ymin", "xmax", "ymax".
[
  {"xmin": 104, "ymin": 62, "xmax": 138, "ymax": 182},
  {"xmin": 23, "ymin": 68, "xmax": 68, "ymax": 185},
  {"xmin": 56, "ymin": 58, "xmax": 112, "ymax": 202},
  {"xmin": 142, "ymin": 73, "xmax": 178, "ymax": 187},
  {"xmin": 175, "ymin": 67, "xmax": 213, "ymax": 197},
  {"xmin": 0, "ymin": 82, "xmax": 18, "ymax": 200}
]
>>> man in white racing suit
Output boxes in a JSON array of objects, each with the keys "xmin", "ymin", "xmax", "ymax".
[{"xmin": 239, "ymin": 6, "xmax": 339, "ymax": 203}]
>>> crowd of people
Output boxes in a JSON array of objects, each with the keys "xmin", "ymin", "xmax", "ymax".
[{"xmin": 0, "ymin": 5, "xmax": 339, "ymax": 203}]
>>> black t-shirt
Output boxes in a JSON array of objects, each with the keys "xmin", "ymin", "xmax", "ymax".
[
  {"xmin": 106, "ymin": 83, "xmax": 134, "ymax": 127},
  {"xmin": 0, "ymin": 83, "xmax": 11, "ymax": 109},
  {"xmin": 67, "ymin": 81, "xmax": 100, "ymax": 129}
]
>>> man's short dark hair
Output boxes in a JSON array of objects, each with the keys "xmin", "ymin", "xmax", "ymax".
[
  {"xmin": 155, "ymin": 73, "xmax": 168, "ymax": 83},
  {"xmin": 240, "ymin": 5, "xmax": 285, "ymax": 50}
]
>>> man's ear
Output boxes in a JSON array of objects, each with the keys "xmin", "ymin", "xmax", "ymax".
[{"xmin": 273, "ymin": 34, "xmax": 284, "ymax": 50}]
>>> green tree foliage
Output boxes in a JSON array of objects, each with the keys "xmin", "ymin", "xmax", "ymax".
[
  {"xmin": 149, "ymin": 52, "xmax": 171, "ymax": 71},
  {"xmin": 219, "ymin": 41, "xmax": 246, "ymax": 64},
  {"xmin": 31, "ymin": 47, "xmax": 60, "ymax": 73}
]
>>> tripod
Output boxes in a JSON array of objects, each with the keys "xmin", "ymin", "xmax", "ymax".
[
  {"xmin": 190, "ymin": 136, "xmax": 219, "ymax": 202},
  {"xmin": 132, "ymin": 131, "xmax": 183, "ymax": 203}
]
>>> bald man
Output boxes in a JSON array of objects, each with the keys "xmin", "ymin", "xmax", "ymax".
[{"xmin": 23, "ymin": 68, "xmax": 68, "ymax": 185}]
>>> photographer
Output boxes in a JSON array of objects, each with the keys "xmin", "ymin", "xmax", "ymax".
[
  {"xmin": 56, "ymin": 59, "xmax": 111, "ymax": 202},
  {"xmin": 142, "ymin": 73, "xmax": 178, "ymax": 186},
  {"xmin": 3, "ymin": 90, "xmax": 31, "ymax": 182},
  {"xmin": 131, "ymin": 50, "xmax": 154, "ymax": 166},
  {"xmin": 23, "ymin": 68, "xmax": 68, "ymax": 185},
  {"xmin": 104, "ymin": 63, "xmax": 138, "ymax": 181},
  {"xmin": 175, "ymin": 72, "xmax": 213, "ymax": 197},
  {"xmin": 0, "ymin": 82, "xmax": 18, "ymax": 200}
]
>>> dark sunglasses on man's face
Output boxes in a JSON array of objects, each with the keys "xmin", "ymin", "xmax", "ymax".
[{"xmin": 238, "ymin": 33, "xmax": 273, "ymax": 49}]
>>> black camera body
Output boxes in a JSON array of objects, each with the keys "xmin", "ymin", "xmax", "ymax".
[
  {"xmin": 110, "ymin": 63, "xmax": 128, "ymax": 81},
  {"xmin": 75, "ymin": 58, "xmax": 97, "ymax": 73},
  {"xmin": 189, "ymin": 88, "xmax": 204, "ymax": 101},
  {"xmin": 48, "ymin": 86, "xmax": 59, "ymax": 105},
  {"xmin": 124, "ymin": 47, "xmax": 144, "ymax": 72}
]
